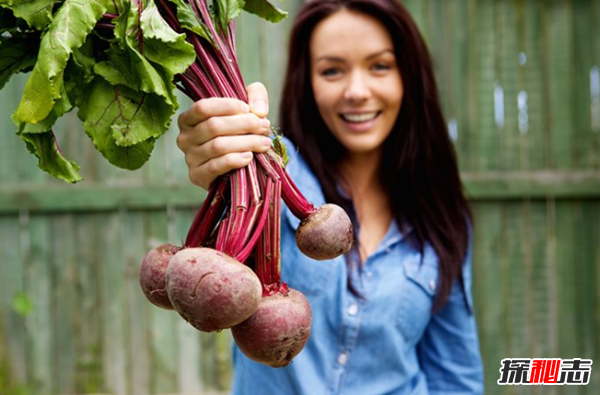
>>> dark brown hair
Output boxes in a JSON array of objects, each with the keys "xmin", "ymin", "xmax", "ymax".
[{"xmin": 279, "ymin": 0, "xmax": 472, "ymax": 311}]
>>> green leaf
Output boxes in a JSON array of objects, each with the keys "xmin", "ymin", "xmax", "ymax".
[
  {"xmin": 140, "ymin": 0, "xmax": 196, "ymax": 76},
  {"xmin": 0, "ymin": 34, "xmax": 39, "ymax": 89},
  {"xmin": 271, "ymin": 127, "xmax": 288, "ymax": 166},
  {"xmin": 0, "ymin": 0, "xmax": 58, "ymax": 31},
  {"xmin": 166, "ymin": 0, "xmax": 214, "ymax": 43},
  {"xmin": 14, "ymin": 0, "xmax": 108, "ymax": 125},
  {"xmin": 19, "ymin": 129, "xmax": 83, "ymax": 183},
  {"xmin": 110, "ymin": 0, "xmax": 181, "ymax": 105},
  {"xmin": 14, "ymin": 72, "xmax": 72, "ymax": 134},
  {"xmin": 12, "ymin": 292, "xmax": 33, "ymax": 317},
  {"xmin": 243, "ymin": 0, "xmax": 287, "ymax": 23},
  {"xmin": 64, "ymin": 43, "xmax": 98, "ymax": 107},
  {"xmin": 94, "ymin": 49, "xmax": 138, "ymax": 90},
  {"xmin": 78, "ymin": 77, "xmax": 168, "ymax": 169},
  {"xmin": 214, "ymin": 0, "xmax": 245, "ymax": 32}
]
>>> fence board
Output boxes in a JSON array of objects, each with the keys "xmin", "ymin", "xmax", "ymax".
[
  {"xmin": 0, "ymin": 215, "xmax": 28, "ymax": 387},
  {"xmin": 74, "ymin": 214, "xmax": 104, "ymax": 393},
  {"xmin": 26, "ymin": 215, "xmax": 53, "ymax": 394},
  {"xmin": 100, "ymin": 212, "xmax": 127, "ymax": 395}
]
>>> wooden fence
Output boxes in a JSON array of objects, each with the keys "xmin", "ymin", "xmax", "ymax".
[{"xmin": 1, "ymin": 0, "xmax": 599, "ymax": 394}]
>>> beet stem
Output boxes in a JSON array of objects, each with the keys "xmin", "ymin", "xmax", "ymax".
[{"xmin": 235, "ymin": 175, "xmax": 273, "ymax": 263}]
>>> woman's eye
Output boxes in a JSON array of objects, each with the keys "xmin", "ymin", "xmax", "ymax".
[
  {"xmin": 372, "ymin": 63, "xmax": 391, "ymax": 72},
  {"xmin": 321, "ymin": 68, "xmax": 341, "ymax": 77}
]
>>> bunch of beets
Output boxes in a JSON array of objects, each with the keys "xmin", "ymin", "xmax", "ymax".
[
  {"xmin": 135, "ymin": 0, "xmax": 354, "ymax": 368},
  {"xmin": 0, "ymin": 0, "xmax": 354, "ymax": 367}
]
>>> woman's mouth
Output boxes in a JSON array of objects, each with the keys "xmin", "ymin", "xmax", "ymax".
[
  {"xmin": 340, "ymin": 111, "xmax": 380, "ymax": 123},
  {"xmin": 339, "ymin": 111, "xmax": 381, "ymax": 132}
]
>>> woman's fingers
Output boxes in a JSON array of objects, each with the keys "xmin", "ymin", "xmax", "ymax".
[
  {"xmin": 176, "ymin": 83, "xmax": 271, "ymax": 189},
  {"xmin": 188, "ymin": 152, "xmax": 253, "ymax": 189},
  {"xmin": 177, "ymin": 108, "xmax": 271, "ymax": 150},
  {"xmin": 178, "ymin": 98, "xmax": 250, "ymax": 130},
  {"xmin": 184, "ymin": 134, "xmax": 273, "ymax": 189},
  {"xmin": 246, "ymin": 82, "xmax": 269, "ymax": 118},
  {"xmin": 186, "ymin": 134, "xmax": 273, "ymax": 168}
]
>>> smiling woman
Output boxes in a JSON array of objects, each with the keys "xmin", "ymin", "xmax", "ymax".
[
  {"xmin": 176, "ymin": 0, "xmax": 484, "ymax": 394},
  {"xmin": 310, "ymin": 10, "xmax": 403, "ymax": 158}
]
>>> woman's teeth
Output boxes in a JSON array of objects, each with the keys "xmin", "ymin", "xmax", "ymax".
[{"xmin": 341, "ymin": 112, "xmax": 378, "ymax": 123}]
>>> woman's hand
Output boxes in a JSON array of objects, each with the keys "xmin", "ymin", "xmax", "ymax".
[{"xmin": 176, "ymin": 82, "xmax": 272, "ymax": 190}]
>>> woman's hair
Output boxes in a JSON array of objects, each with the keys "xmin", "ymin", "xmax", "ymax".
[{"xmin": 279, "ymin": 0, "xmax": 472, "ymax": 311}]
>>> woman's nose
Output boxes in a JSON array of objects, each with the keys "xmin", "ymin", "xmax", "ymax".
[{"xmin": 343, "ymin": 70, "xmax": 371, "ymax": 102}]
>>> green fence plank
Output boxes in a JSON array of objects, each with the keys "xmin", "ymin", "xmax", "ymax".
[
  {"xmin": 475, "ymin": 1, "xmax": 500, "ymax": 171},
  {"xmin": 124, "ymin": 212, "xmax": 151, "ymax": 395},
  {"xmin": 100, "ymin": 212, "xmax": 127, "ymax": 395},
  {"xmin": 497, "ymin": 0, "xmax": 520, "ymax": 172},
  {"xmin": 592, "ymin": 201, "xmax": 600, "ymax": 392},
  {"xmin": 548, "ymin": 0, "xmax": 575, "ymax": 170},
  {"xmin": 573, "ymin": 201, "xmax": 599, "ymax": 383},
  {"xmin": 529, "ymin": 201, "xmax": 556, "ymax": 358},
  {"xmin": 462, "ymin": 171, "xmax": 600, "ymax": 200},
  {"xmin": 73, "ymin": 214, "xmax": 104, "ymax": 393},
  {"xmin": 50, "ymin": 215, "xmax": 78, "ymax": 394},
  {"xmin": 1, "ymin": 172, "xmax": 598, "ymax": 214},
  {"xmin": 540, "ymin": 199, "xmax": 560, "ymax": 395},
  {"xmin": 522, "ymin": 0, "xmax": 548, "ymax": 170},
  {"xmin": 0, "ymin": 215, "xmax": 28, "ymax": 387},
  {"xmin": 447, "ymin": 0, "xmax": 471, "ymax": 168},
  {"xmin": 472, "ymin": 202, "xmax": 506, "ymax": 394},
  {"xmin": 24, "ymin": 214, "xmax": 53, "ymax": 394},
  {"xmin": 503, "ymin": 202, "xmax": 528, "ymax": 395},
  {"xmin": 555, "ymin": 200, "xmax": 582, "ymax": 395},
  {"xmin": 572, "ymin": 0, "xmax": 595, "ymax": 170},
  {"xmin": 463, "ymin": 0, "xmax": 479, "ymax": 172},
  {"xmin": 0, "ymin": 184, "xmax": 207, "ymax": 213}
]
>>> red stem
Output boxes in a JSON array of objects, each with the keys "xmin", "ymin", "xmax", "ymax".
[
  {"xmin": 274, "ymin": 160, "xmax": 316, "ymax": 220},
  {"xmin": 234, "ymin": 175, "xmax": 272, "ymax": 263},
  {"xmin": 254, "ymin": 173, "xmax": 285, "ymax": 296},
  {"xmin": 185, "ymin": 177, "xmax": 229, "ymax": 247},
  {"xmin": 222, "ymin": 168, "xmax": 249, "ymax": 256}
]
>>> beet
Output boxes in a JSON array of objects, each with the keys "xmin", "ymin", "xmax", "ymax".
[
  {"xmin": 231, "ymin": 288, "xmax": 312, "ymax": 367},
  {"xmin": 166, "ymin": 247, "xmax": 262, "ymax": 332},
  {"xmin": 139, "ymin": 243, "xmax": 181, "ymax": 310},
  {"xmin": 295, "ymin": 204, "xmax": 354, "ymax": 260}
]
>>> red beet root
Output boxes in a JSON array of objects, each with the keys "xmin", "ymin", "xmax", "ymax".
[
  {"xmin": 295, "ymin": 204, "xmax": 354, "ymax": 260},
  {"xmin": 139, "ymin": 243, "xmax": 182, "ymax": 310},
  {"xmin": 166, "ymin": 247, "xmax": 262, "ymax": 332},
  {"xmin": 231, "ymin": 288, "xmax": 312, "ymax": 368}
]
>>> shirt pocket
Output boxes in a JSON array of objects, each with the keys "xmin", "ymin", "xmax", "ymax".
[
  {"xmin": 396, "ymin": 258, "xmax": 437, "ymax": 345},
  {"xmin": 280, "ymin": 208, "xmax": 337, "ymax": 297}
]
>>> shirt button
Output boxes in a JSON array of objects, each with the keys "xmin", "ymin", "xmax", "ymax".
[
  {"xmin": 337, "ymin": 352, "xmax": 348, "ymax": 365},
  {"xmin": 429, "ymin": 278, "xmax": 436, "ymax": 291},
  {"xmin": 347, "ymin": 303, "xmax": 358, "ymax": 316},
  {"xmin": 365, "ymin": 271, "xmax": 373, "ymax": 278}
]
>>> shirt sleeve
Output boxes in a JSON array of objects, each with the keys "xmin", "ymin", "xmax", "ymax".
[{"xmin": 417, "ymin": 243, "xmax": 485, "ymax": 395}]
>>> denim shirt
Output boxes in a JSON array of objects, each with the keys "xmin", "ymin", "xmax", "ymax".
[{"xmin": 232, "ymin": 139, "xmax": 484, "ymax": 395}]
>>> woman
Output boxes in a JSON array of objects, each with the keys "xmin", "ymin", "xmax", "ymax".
[{"xmin": 177, "ymin": 0, "xmax": 484, "ymax": 393}]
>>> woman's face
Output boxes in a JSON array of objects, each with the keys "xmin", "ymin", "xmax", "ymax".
[{"xmin": 310, "ymin": 9, "xmax": 403, "ymax": 158}]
